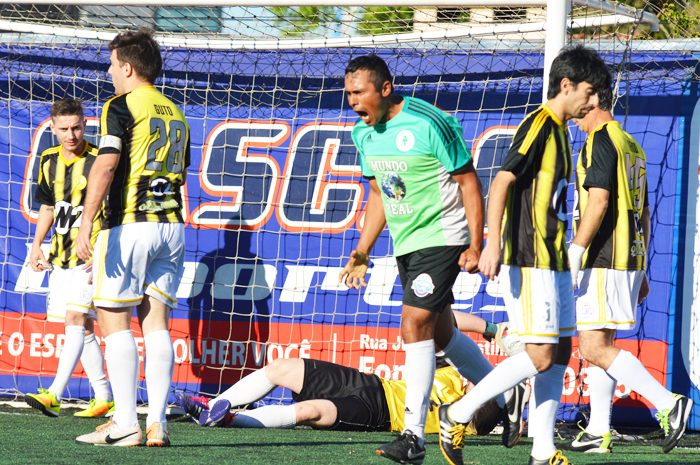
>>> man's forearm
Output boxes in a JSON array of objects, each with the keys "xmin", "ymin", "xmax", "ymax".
[
  {"xmin": 485, "ymin": 172, "xmax": 514, "ymax": 248},
  {"xmin": 572, "ymin": 189, "xmax": 608, "ymax": 248},
  {"xmin": 32, "ymin": 205, "xmax": 54, "ymax": 248},
  {"xmin": 355, "ymin": 187, "xmax": 385, "ymax": 256},
  {"xmin": 460, "ymin": 170, "xmax": 485, "ymax": 251},
  {"xmin": 641, "ymin": 206, "xmax": 650, "ymax": 252},
  {"xmin": 82, "ymin": 155, "xmax": 116, "ymax": 224}
]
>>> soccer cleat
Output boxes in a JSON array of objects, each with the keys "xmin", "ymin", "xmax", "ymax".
[
  {"xmin": 657, "ymin": 394, "xmax": 694, "ymax": 453},
  {"xmin": 201, "ymin": 399, "xmax": 233, "ymax": 427},
  {"xmin": 174, "ymin": 391, "xmax": 210, "ymax": 421},
  {"xmin": 561, "ymin": 431, "xmax": 612, "ymax": 453},
  {"xmin": 74, "ymin": 397, "xmax": 115, "ymax": 418},
  {"xmin": 25, "ymin": 388, "xmax": 60, "ymax": 417},
  {"xmin": 376, "ymin": 430, "xmax": 426, "ymax": 464},
  {"xmin": 438, "ymin": 403, "xmax": 466, "ymax": 465},
  {"xmin": 495, "ymin": 322, "xmax": 525, "ymax": 357},
  {"xmin": 146, "ymin": 422, "xmax": 171, "ymax": 447},
  {"xmin": 75, "ymin": 420, "xmax": 142, "ymax": 447},
  {"xmin": 502, "ymin": 382, "xmax": 530, "ymax": 448},
  {"xmin": 527, "ymin": 450, "xmax": 571, "ymax": 465}
]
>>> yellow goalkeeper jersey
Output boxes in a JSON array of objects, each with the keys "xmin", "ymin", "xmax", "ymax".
[{"xmin": 381, "ymin": 366, "xmax": 467, "ymax": 433}]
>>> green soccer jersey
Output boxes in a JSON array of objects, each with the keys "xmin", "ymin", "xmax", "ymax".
[{"xmin": 352, "ymin": 96, "xmax": 473, "ymax": 256}]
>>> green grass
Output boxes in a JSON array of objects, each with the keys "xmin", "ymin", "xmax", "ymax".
[{"xmin": 1, "ymin": 404, "xmax": 699, "ymax": 464}]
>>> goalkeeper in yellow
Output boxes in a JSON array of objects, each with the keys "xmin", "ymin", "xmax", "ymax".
[
  {"xmin": 175, "ymin": 314, "xmax": 525, "ymax": 435},
  {"xmin": 25, "ymin": 98, "xmax": 114, "ymax": 418}
]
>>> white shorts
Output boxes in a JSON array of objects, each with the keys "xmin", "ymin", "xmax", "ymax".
[
  {"xmin": 93, "ymin": 222, "xmax": 185, "ymax": 309},
  {"xmin": 47, "ymin": 266, "xmax": 96, "ymax": 322},
  {"xmin": 576, "ymin": 268, "xmax": 645, "ymax": 331},
  {"xmin": 499, "ymin": 265, "xmax": 575, "ymax": 344}
]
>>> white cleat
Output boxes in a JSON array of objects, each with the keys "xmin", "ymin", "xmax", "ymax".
[
  {"xmin": 75, "ymin": 420, "xmax": 142, "ymax": 447},
  {"xmin": 146, "ymin": 422, "xmax": 171, "ymax": 447}
]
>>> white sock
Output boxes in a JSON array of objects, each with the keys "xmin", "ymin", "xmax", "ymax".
[
  {"xmin": 606, "ymin": 350, "xmax": 675, "ymax": 411},
  {"xmin": 528, "ymin": 378, "xmax": 536, "ymax": 438},
  {"xmin": 402, "ymin": 339, "xmax": 435, "ymax": 441},
  {"xmin": 144, "ymin": 330, "xmax": 174, "ymax": 428},
  {"xmin": 449, "ymin": 351, "xmax": 538, "ymax": 423},
  {"xmin": 211, "ymin": 366, "xmax": 276, "ymax": 410},
  {"xmin": 530, "ymin": 364, "xmax": 566, "ymax": 461},
  {"xmin": 439, "ymin": 327, "xmax": 508, "ymax": 408},
  {"xmin": 231, "ymin": 405, "xmax": 297, "ymax": 428},
  {"xmin": 48, "ymin": 325, "xmax": 85, "ymax": 400},
  {"xmin": 81, "ymin": 333, "xmax": 111, "ymax": 402},
  {"xmin": 105, "ymin": 330, "xmax": 140, "ymax": 429},
  {"xmin": 585, "ymin": 366, "xmax": 616, "ymax": 435}
]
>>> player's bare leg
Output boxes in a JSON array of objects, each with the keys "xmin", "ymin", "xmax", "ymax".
[
  {"xmin": 137, "ymin": 296, "xmax": 174, "ymax": 447},
  {"xmin": 76, "ymin": 306, "xmax": 142, "ymax": 446}
]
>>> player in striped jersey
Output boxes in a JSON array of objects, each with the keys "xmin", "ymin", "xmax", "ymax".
[
  {"xmin": 440, "ymin": 45, "xmax": 611, "ymax": 465},
  {"xmin": 339, "ymin": 54, "xmax": 528, "ymax": 465},
  {"xmin": 75, "ymin": 29, "xmax": 189, "ymax": 448},
  {"xmin": 25, "ymin": 98, "xmax": 114, "ymax": 419},
  {"xmin": 565, "ymin": 87, "xmax": 692, "ymax": 454}
]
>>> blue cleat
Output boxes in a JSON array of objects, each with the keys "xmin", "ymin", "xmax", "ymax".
[
  {"xmin": 174, "ymin": 392, "xmax": 210, "ymax": 422},
  {"xmin": 201, "ymin": 399, "xmax": 233, "ymax": 427}
]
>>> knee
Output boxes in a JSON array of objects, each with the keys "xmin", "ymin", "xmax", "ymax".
[
  {"xmin": 64, "ymin": 312, "xmax": 86, "ymax": 327},
  {"xmin": 294, "ymin": 403, "xmax": 320, "ymax": 425},
  {"xmin": 401, "ymin": 313, "xmax": 435, "ymax": 342},
  {"xmin": 532, "ymin": 357, "xmax": 555, "ymax": 373},
  {"xmin": 526, "ymin": 346, "xmax": 556, "ymax": 373},
  {"xmin": 579, "ymin": 343, "xmax": 603, "ymax": 366},
  {"xmin": 265, "ymin": 358, "xmax": 289, "ymax": 383}
]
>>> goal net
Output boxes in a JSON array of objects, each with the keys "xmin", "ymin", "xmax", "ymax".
[{"xmin": 0, "ymin": 1, "xmax": 698, "ymax": 428}]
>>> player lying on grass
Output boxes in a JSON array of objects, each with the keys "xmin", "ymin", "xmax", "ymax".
[
  {"xmin": 176, "ymin": 314, "xmax": 526, "ymax": 437},
  {"xmin": 25, "ymin": 98, "xmax": 114, "ymax": 419}
]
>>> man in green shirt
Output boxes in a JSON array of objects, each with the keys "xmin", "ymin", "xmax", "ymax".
[{"xmin": 339, "ymin": 55, "xmax": 522, "ymax": 465}]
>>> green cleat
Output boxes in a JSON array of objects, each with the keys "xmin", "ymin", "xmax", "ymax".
[
  {"xmin": 656, "ymin": 394, "xmax": 694, "ymax": 453},
  {"xmin": 74, "ymin": 397, "xmax": 115, "ymax": 418},
  {"xmin": 25, "ymin": 388, "xmax": 61, "ymax": 417}
]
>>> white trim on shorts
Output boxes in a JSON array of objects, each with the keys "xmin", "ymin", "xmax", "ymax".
[
  {"xmin": 576, "ymin": 267, "xmax": 645, "ymax": 331},
  {"xmin": 92, "ymin": 222, "xmax": 185, "ymax": 308},
  {"xmin": 47, "ymin": 266, "xmax": 96, "ymax": 322},
  {"xmin": 499, "ymin": 264, "xmax": 575, "ymax": 344}
]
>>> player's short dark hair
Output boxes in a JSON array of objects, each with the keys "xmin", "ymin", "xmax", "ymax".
[
  {"xmin": 597, "ymin": 86, "xmax": 613, "ymax": 112},
  {"xmin": 345, "ymin": 54, "xmax": 393, "ymax": 92},
  {"xmin": 108, "ymin": 28, "xmax": 162, "ymax": 84},
  {"xmin": 50, "ymin": 98, "xmax": 84, "ymax": 120},
  {"xmin": 547, "ymin": 45, "xmax": 611, "ymax": 99}
]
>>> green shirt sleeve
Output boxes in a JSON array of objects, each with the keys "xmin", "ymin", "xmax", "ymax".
[{"xmin": 430, "ymin": 114, "xmax": 472, "ymax": 174}]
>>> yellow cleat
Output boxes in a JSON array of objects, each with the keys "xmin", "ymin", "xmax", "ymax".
[
  {"xmin": 74, "ymin": 397, "xmax": 115, "ymax": 418},
  {"xmin": 25, "ymin": 388, "xmax": 61, "ymax": 417}
]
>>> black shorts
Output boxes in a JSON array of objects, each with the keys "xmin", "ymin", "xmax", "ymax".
[
  {"xmin": 293, "ymin": 359, "xmax": 391, "ymax": 432},
  {"xmin": 396, "ymin": 244, "xmax": 468, "ymax": 312}
]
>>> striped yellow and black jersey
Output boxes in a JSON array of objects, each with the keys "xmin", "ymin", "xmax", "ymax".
[
  {"xmin": 34, "ymin": 141, "xmax": 102, "ymax": 269},
  {"xmin": 574, "ymin": 121, "xmax": 648, "ymax": 271},
  {"xmin": 99, "ymin": 85, "xmax": 190, "ymax": 229},
  {"xmin": 500, "ymin": 105, "xmax": 572, "ymax": 271},
  {"xmin": 381, "ymin": 366, "xmax": 467, "ymax": 434}
]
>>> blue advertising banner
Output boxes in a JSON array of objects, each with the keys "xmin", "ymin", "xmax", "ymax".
[{"xmin": 0, "ymin": 45, "xmax": 697, "ymax": 427}]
